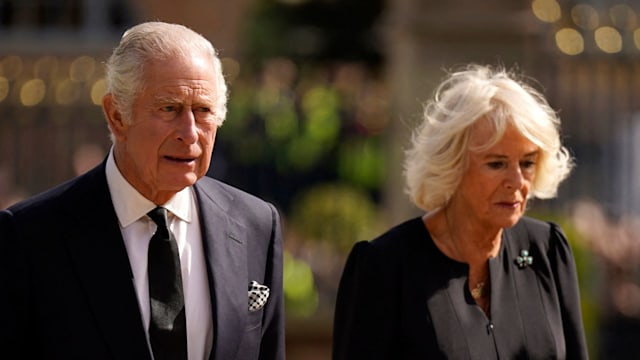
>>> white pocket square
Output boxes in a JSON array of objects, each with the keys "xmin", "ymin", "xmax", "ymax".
[{"xmin": 248, "ymin": 280, "xmax": 270, "ymax": 312}]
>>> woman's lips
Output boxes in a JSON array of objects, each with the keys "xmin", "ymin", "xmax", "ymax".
[{"xmin": 496, "ymin": 200, "xmax": 521, "ymax": 208}]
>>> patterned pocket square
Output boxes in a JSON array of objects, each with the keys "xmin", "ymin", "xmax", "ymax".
[{"xmin": 248, "ymin": 280, "xmax": 270, "ymax": 312}]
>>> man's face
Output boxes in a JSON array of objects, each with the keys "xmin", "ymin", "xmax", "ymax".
[{"xmin": 107, "ymin": 54, "xmax": 220, "ymax": 204}]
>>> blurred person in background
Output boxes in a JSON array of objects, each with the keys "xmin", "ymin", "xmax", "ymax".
[
  {"xmin": 0, "ymin": 21, "xmax": 284, "ymax": 360},
  {"xmin": 333, "ymin": 64, "xmax": 588, "ymax": 359}
]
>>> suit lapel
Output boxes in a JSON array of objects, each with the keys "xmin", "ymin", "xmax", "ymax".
[
  {"xmin": 195, "ymin": 181, "xmax": 247, "ymax": 360},
  {"xmin": 62, "ymin": 164, "xmax": 151, "ymax": 359}
]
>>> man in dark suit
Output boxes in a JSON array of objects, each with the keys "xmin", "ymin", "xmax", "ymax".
[{"xmin": 0, "ymin": 21, "xmax": 284, "ymax": 360}]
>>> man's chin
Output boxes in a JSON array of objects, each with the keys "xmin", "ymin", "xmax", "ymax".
[{"xmin": 163, "ymin": 174, "xmax": 201, "ymax": 190}]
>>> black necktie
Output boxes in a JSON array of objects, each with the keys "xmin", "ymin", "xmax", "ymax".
[{"xmin": 147, "ymin": 207, "xmax": 187, "ymax": 360}]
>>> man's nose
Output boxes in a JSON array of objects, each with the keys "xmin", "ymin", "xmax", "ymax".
[{"xmin": 175, "ymin": 108, "xmax": 198, "ymax": 144}]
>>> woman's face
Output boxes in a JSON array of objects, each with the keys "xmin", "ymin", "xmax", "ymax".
[{"xmin": 450, "ymin": 120, "xmax": 539, "ymax": 230}]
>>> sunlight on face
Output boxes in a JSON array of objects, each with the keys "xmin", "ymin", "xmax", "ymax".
[
  {"xmin": 114, "ymin": 54, "xmax": 220, "ymax": 203},
  {"xmin": 451, "ymin": 119, "xmax": 540, "ymax": 230}
]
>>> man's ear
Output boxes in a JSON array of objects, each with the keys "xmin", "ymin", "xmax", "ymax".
[{"xmin": 102, "ymin": 94, "xmax": 127, "ymax": 141}]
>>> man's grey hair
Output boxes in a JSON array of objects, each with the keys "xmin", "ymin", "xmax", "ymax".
[{"xmin": 104, "ymin": 21, "xmax": 228, "ymax": 126}]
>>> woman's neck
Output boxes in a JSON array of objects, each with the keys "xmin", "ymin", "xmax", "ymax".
[{"xmin": 424, "ymin": 208, "xmax": 502, "ymax": 266}]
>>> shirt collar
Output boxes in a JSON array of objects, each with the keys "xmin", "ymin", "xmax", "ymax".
[{"xmin": 105, "ymin": 148, "xmax": 194, "ymax": 228}]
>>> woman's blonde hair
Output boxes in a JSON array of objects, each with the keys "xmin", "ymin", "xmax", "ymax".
[{"xmin": 404, "ymin": 64, "xmax": 573, "ymax": 211}]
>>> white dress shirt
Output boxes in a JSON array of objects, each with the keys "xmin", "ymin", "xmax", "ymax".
[{"xmin": 105, "ymin": 150, "xmax": 213, "ymax": 360}]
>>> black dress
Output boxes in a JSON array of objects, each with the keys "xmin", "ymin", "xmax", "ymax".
[{"xmin": 332, "ymin": 216, "xmax": 588, "ymax": 360}]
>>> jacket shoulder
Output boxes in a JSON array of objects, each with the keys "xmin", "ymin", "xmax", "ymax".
[
  {"xmin": 507, "ymin": 215, "xmax": 568, "ymax": 254},
  {"xmin": 196, "ymin": 176, "xmax": 272, "ymax": 207},
  {"xmin": 5, "ymin": 164, "xmax": 105, "ymax": 220},
  {"xmin": 195, "ymin": 176, "xmax": 279, "ymax": 224},
  {"xmin": 351, "ymin": 217, "xmax": 428, "ymax": 263}
]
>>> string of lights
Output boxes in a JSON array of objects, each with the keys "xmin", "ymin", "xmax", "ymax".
[{"xmin": 532, "ymin": 0, "xmax": 640, "ymax": 55}]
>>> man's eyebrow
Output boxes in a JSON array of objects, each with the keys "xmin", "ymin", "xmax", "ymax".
[{"xmin": 152, "ymin": 93, "xmax": 216, "ymax": 105}]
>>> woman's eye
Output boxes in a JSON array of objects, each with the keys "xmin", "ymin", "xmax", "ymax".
[
  {"xmin": 487, "ymin": 161, "xmax": 505, "ymax": 169},
  {"xmin": 521, "ymin": 160, "xmax": 536, "ymax": 169}
]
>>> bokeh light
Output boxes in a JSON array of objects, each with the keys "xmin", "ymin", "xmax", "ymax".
[
  {"xmin": 55, "ymin": 79, "xmax": 82, "ymax": 105},
  {"xmin": 595, "ymin": 26, "xmax": 623, "ymax": 53},
  {"xmin": 0, "ymin": 76, "xmax": 9, "ymax": 103},
  {"xmin": 572, "ymin": 4, "xmax": 599, "ymax": 30},
  {"xmin": 1, "ymin": 56, "xmax": 24, "ymax": 80},
  {"xmin": 69, "ymin": 56, "xmax": 96, "ymax": 82},
  {"xmin": 34, "ymin": 56, "xmax": 59, "ymax": 80},
  {"xmin": 610, "ymin": 4, "xmax": 637, "ymax": 31},
  {"xmin": 91, "ymin": 78, "xmax": 107, "ymax": 105},
  {"xmin": 555, "ymin": 28, "xmax": 584, "ymax": 55},
  {"xmin": 20, "ymin": 79, "xmax": 46, "ymax": 106},
  {"xmin": 532, "ymin": 0, "xmax": 562, "ymax": 23}
]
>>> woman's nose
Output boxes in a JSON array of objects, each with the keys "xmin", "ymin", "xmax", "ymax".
[{"xmin": 504, "ymin": 166, "xmax": 525, "ymax": 190}]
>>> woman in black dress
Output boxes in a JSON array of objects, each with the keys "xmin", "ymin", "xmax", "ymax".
[{"xmin": 333, "ymin": 64, "xmax": 588, "ymax": 359}]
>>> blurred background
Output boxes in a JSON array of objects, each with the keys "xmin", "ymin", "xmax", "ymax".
[{"xmin": 2, "ymin": 0, "xmax": 640, "ymax": 358}]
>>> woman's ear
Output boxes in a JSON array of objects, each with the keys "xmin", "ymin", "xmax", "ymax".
[{"xmin": 102, "ymin": 94, "xmax": 127, "ymax": 141}]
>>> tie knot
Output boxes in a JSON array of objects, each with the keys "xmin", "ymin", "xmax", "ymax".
[{"xmin": 148, "ymin": 207, "xmax": 169, "ymax": 227}]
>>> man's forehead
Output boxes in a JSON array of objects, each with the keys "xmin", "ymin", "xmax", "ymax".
[{"xmin": 151, "ymin": 86, "xmax": 217, "ymax": 101}]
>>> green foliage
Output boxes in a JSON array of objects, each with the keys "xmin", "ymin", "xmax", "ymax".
[
  {"xmin": 289, "ymin": 183, "xmax": 381, "ymax": 252},
  {"xmin": 283, "ymin": 134, "xmax": 325, "ymax": 172},
  {"xmin": 337, "ymin": 138, "xmax": 385, "ymax": 189},
  {"xmin": 216, "ymin": 60, "xmax": 387, "ymax": 215},
  {"xmin": 221, "ymin": 78, "xmax": 345, "ymax": 173},
  {"xmin": 301, "ymin": 85, "xmax": 341, "ymax": 145},
  {"xmin": 264, "ymin": 101, "xmax": 298, "ymax": 142},
  {"xmin": 283, "ymin": 251, "xmax": 319, "ymax": 317}
]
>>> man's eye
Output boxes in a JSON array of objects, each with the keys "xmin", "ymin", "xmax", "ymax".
[
  {"xmin": 161, "ymin": 105, "xmax": 177, "ymax": 112},
  {"xmin": 196, "ymin": 107, "xmax": 211, "ymax": 113}
]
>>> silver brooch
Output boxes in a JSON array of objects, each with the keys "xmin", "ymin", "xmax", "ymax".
[{"xmin": 516, "ymin": 250, "xmax": 533, "ymax": 268}]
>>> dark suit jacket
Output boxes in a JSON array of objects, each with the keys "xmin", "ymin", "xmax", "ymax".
[
  {"xmin": 0, "ymin": 161, "xmax": 284, "ymax": 360},
  {"xmin": 333, "ymin": 216, "xmax": 588, "ymax": 360}
]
